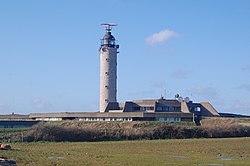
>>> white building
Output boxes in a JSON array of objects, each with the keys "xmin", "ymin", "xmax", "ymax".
[{"xmin": 99, "ymin": 24, "xmax": 119, "ymax": 112}]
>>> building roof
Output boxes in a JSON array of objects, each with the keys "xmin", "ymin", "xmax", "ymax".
[
  {"xmin": 29, "ymin": 112, "xmax": 193, "ymax": 118},
  {"xmin": 0, "ymin": 114, "xmax": 30, "ymax": 120}
]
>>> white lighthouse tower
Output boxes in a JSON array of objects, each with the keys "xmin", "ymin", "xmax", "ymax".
[{"xmin": 99, "ymin": 24, "xmax": 119, "ymax": 112}]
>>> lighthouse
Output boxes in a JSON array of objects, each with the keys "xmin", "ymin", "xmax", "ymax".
[{"xmin": 99, "ymin": 24, "xmax": 119, "ymax": 112}]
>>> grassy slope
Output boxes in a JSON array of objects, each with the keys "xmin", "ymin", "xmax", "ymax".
[
  {"xmin": 0, "ymin": 128, "xmax": 28, "ymax": 142},
  {"xmin": 2, "ymin": 138, "xmax": 250, "ymax": 166},
  {"xmin": 57, "ymin": 120, "xmax": 196, "ymax": 128}
]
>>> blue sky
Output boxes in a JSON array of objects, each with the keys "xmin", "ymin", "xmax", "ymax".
[{"xmin": 0, "ymin": 0, "xmax": 250, "ymax": 115}]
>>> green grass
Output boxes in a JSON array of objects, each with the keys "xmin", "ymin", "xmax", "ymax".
[
  {"xmin": 1, "ymin": 138, "xmax": 250, "ymax": 166},
  {"xmin": 0, "ymin": 128, "xmax": 29, "ymax": 142},
  {"xmin": 0, "ymin": 128, "xmax": 29, "ymax": 133}
]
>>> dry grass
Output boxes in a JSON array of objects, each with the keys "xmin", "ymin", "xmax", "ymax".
[
  {"xmin": 201, "ymin": 117, "xmax": 250, "ymax": 126},
  {"xmin": 1, "ymin": 138, "xmax": 250, "ymax": 166},
  {"xmin": 2, "ymin": 120, "xmax": 250, "ymax": 142}
]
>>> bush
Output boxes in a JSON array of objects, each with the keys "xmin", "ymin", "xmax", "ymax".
[
  {"xmin": 201, "ymin": 118, "xmax": 250, "ymax": 138},
  {"xmin": 24, "ymin": 122, "xmax": 103, "ymax": 142},
  {"xmin": 3, "ymin": 120, "xmax": 250, "ymax": 142}
]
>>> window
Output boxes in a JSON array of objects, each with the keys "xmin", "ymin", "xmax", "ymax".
[
  {"xmin": 169, "ymin": 107, "xmax": 175, "ymax": 111},
  {"xmin": 103, "ymin": 40, "xmax": 108, "ymax": 45},
  {"xmin": 101, "ymin": 48, "xmax": 107, "ymax": 52},
  {"xmin": 110, "ymin": 41, "xmax": 115, "ymax": 45},
  {"xmin": 156, "ymin": 107, "xmax": 162, "ymax": 111},
  {"xmin": 145, "ymin": 107, "xmax": 154, "ymax": 110},
  {"xmin": 105, "ymin": 72, "xmax": 109, "ymax": 75},
  {"xmin": 149, "ymin": 107, "xmax": 154, "ymax": 110},
  {"xmin": 195, "ymin": 107, "xmax": 201, "ymax": 111}
]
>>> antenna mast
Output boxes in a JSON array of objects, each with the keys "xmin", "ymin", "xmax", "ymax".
[{"xmin": 101, "ymin": 23, "xmax": 118, "ymax": 32}]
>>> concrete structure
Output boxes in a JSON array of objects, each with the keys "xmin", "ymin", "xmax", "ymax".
[
  {"xmin": 100, "ymin": 96, "xmax": 220, "ymax": 124},
  {"xmin": 99, "ymin": 24, "xmax": 119, "ymax": 112},
  {"xmin": 29, "ymin": 111, "xmax": 194, "ymax": 122},
  {"xmin": 0, "ymin": 114, "xmax": 38, "ymax": 128},
  {"xmin": 0, "ymin": 24, "xmax": 223, "ymax": 127},
  {"xmin": 0, "ymin": 97, "xmax": 219, "ymax": 125}
]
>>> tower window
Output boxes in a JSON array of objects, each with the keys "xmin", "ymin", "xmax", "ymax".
[
  {"xmin": 106, "ymin": 58, "xmax": 109, "ymax": 62},
  {"xmin": 101, "ymin": 48, "xmax": 107, "ymax": 52},
  {"xmin": 105, "ymin": 99, "xmax": 108, "ymax": 103},
  {"xmin": 105, "ymin": 85, "xmax": 109, "ymax": 89},
  {"xmin": 105, "ymin": 72, "xmax": 109, "ymax": 75}
]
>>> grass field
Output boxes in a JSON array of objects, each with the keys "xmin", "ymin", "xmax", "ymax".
[{"xmin": 1, "ymin": 138, "xmax": 250, "ymax": 166}]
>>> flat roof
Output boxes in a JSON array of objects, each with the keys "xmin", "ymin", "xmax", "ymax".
[
  {"xmin": 29, "ymin": 112, "xmax": 194, "ymax": 118},
  {"xmin": 0, "ymin": 114, "xmax": 30, "ymax": 119}
]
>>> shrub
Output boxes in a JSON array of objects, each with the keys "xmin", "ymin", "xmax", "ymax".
[
  {"xmin": 24, "ymin": 122, "xmax": 103, "ymax": 142},
  {"xmin": 4, "ymin": 120, "xmax": 250, "ymax": 142}
]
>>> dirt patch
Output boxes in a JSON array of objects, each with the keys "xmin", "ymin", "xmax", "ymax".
[
  {"xmin": 166, "ymin": 155, "xmax": 191, "ymax": 159},
  {"xmin": 48, "ymin": 156, "xmax": 64, "ymax": 159}
]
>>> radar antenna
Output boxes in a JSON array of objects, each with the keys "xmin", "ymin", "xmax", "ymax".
[
  {"xmin": 184, "ymin": 97, "xmax": 190, "ymax": 103},
  {"xmin": 101, "ymin": 23, "xmax": 118, "ymax": 32},
  {"xmin": 177, "ymin": 96, "xmax": 183, "ymax": 103}
]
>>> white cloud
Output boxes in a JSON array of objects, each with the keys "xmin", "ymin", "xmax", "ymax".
[
  {"xmin": 145, "ymin": 29, "xmax": 178, "ymax": 45},
  {"xmin": 188, "ymin": 87, "xmax": 223, "ymax": 112},
  {"xmin": 221, "ymin": 99, "xmax": 250, "ymax": 115},
  {"xmin": 239, "ymin": 84, "xmax": 250, "ymax": 91},
  {"xmin": 189, "ymin": 87, "xmax": 218, "ymax": 100},
  {"xmin": 242, "ymin": 65, "xmax": 250, "ymax": 71},
  {"xmin": 152, "ymin": 80, "xmax": 166, "ymax": 88},
  {"xmin": 172, "ymin": 69, "xmax": 190, "ymax": 79},
  {"xmin": 32, "ymin": 98, "xmax": 52, "ymax": 110},
  {"xmin": 0, "ymin": 103, "xmax": 10, "ymax": 112},
  {"xmin": 192, "ymin": 87, "xmax": 217, "ymax": 96}
]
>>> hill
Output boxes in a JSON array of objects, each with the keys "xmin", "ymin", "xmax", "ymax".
[{"xmin": 1, "ymin": 118, "xmax": 250, "ymax": 142}]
